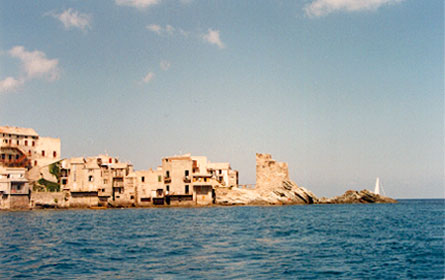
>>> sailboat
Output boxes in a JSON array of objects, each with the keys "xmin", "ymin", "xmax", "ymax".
[{"xmin": 374, "ymin": 177, "xmax": 386, "ymax": 196}]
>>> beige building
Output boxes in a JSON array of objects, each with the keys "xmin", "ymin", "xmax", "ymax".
[
  {"xmin": 160, "ymin": 154, "xmax": 239, "ymax": 206},
  {"xmin": 59, "ymin": 155, "xmax": 135, "ymax": 207},
  {"xmin": 0, "ymin": 167, "xmax": 30, "ymax": 209},
  {"xmin": 135, "ymin": 168, "xmax": 163, "ymax": 206},
  {"xmin": 0, "ymin": 126, "xmax": 60, "ymax": 170}
]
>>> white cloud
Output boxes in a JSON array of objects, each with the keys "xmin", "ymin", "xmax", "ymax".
[
  {"xmin": 51, "ymin": 8, "xmax": 91, "ymax": 31},
  {"xmin": 147, "ymin": 24, "xmax": 162, "ymax": 34},
  {"xmin": 142, "ymin": 72, "xmax": 154, "ymax": 83},
  {"xmin": 304, "ymin": 0, "xmax": 404, "ymax": 17},
  {"xmin": 160, "ymin": 61, "xmax": 170, "ymax": 71},
  {"xmin": 9, "ymin": 46, "xmax": 60, "ymax": 81},
  {"xmin": 115, "ymin": 0, "xmax": 160, "ymax": 9},
  {"xmin": 0, "ymin": 77, "xmax": 24, "ymax": 93},
  {"xmin": 202, "ymin": 29, "xmax": 225, "ymax": 49},
  {"xmin": 146, "ymin": 24, "xmax": 177, "ymax": 36},
  {"xmin": 0, "ymin": 46, "xmax": 60, "ymax": 93}
]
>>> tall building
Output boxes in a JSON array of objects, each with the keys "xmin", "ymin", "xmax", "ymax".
[{"xmin": 0, "ymin": 126, "xmax": 60, "ymax": 169}]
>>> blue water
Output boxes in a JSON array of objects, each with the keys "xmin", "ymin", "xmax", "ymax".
[{"xmin": 0, "ymin": 200, "xmax": 443, "ymax": 279}]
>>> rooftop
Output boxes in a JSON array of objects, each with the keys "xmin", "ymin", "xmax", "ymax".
[{"xmin": 0, "ymin": 126, "xmax": 39, "ymax": 137}]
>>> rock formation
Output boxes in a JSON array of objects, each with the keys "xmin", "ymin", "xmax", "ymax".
[
  {"xmin": 215, "ymin": 154, "xmax": 319, "ymax": 206},
  {"xmin": 215, "ymin": 153, "xmax": 397, "ymax": 206},
  {"xmin": 318, "ymin": 189, "xmax": 397, "ymax": 204}
]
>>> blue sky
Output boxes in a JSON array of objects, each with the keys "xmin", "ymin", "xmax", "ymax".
[{"xmin": 0, "ymin": 0, "xmax": 443, "ymax": 198}]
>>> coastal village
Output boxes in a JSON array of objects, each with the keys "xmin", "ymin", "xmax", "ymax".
[{"xmin": 0, "ymin": 126, "xmax": 396, "ymax": 210}]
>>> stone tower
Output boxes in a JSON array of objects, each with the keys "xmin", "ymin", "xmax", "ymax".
[{"xmin": 255, "ymin": 153, "xmax": 289, "ymax": 189}]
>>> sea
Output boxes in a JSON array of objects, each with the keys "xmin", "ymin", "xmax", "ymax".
[{"xmin": 0, "ymin": 199, "xmax": 443, "ymax": 279}]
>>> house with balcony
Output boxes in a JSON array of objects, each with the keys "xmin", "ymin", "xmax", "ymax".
[
  {"xmin": 0, "ymin": 126, "xmax": 60, "ymax": 173},
  {"xmin": 159, "ymin": 154, "xmax": 239, "ymax": 206},
  {"xmin": 135, "ymin": 167, "xmax": 163, "ymax": 206},
  {"xmin": 0, "ymin": 167, "xmax": 30, "ymax": 209}
]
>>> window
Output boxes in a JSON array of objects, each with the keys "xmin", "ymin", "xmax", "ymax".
[
  {"xmin": 166, "ymin": 185, "xmax": 170, "ymax": 192},
  {"xmin": 34, "ymin": 160, "xmax": 37, "ymax": 166},
  {"xmin": 109, "ymin": 158, "xmax": 112, "ymax": 163},
  {"xmin": 28, "ymin": 150, "xmax": 31, "ymax": 156},
  {"xmin": 130, "ymin": 196, "xmax": 134, "ymax": 200},
  {"xmin": 158, "ymin": 175, "xmax": 161, "ymax": 182},
  {"xmin": 166, "ymin": 171, "xmax": 170, "ymax": 178},
  {"xmin": 62, "ymin": 179, "xmax": 67, "ymax": 185},
  {"xmin": 32, "ymin": 141, "xmax": 35, "ymax": 147},
  {"xmin": 16, "ymin": 140, "xmax": 19, "ymax": 145},
  {"xmin": 25, "ymin": 140, "xmax": 28, "ymax": 146},
  {"xmin": 185, "ymin": 185, "xmax": 189, "ymax": 194},
  {"xmin": 88, "ymin": 175, "xmax": 94, "ymax": 182},
  {"xmin": 219, "ymin": 170, "xmax": 222, "ymax": 174},
  {"xmin": 16, "ymin": 154, "xmax": 19, "ymax": 160},
  {"xmin": 8, "ymin": 155, "xmax": 12, "ymax": 160},
  {"xmin": 42, "ymin": 150, "xmax": 45, "ymax": 156},
  {"xmin": 1, "ymin": 154, "xmax": 4, "ymax": 160},
  {"xmin": 53, "ymin": 151, "xmax": 57, "ymax": 158},
  {"xmin": 141, "ymin": 176, "xmax": 145, "ymax": 183},
  {"xmin": 185, "ymin": 170, "xmax": 189, "ymax": 176}
]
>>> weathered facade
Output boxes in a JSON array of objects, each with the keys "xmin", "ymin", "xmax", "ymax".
[
  {"xmin": 159, "ymin": 154, "xmax": 239, "ymax": 206},
  {"xmin": 0, "ymin": 126, "xmax": 60, "ymax": 170},
  {"xmin": 0, "ymin": 167, "xmax": 30, "ymax": 209},
  {"xmin": 135, "ymin": 168, "xmax": 163, "ymax": 206},
  {"xmin": 57, "ymin": 155, "xmax": 135, "ymax": 208},
  {"xmin": 256, "ymin": 153, "xmax": 289, "ymax": 190}
]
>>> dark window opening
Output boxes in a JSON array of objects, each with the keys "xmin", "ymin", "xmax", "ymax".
[
  {"xmin": 141, "ymin": 176, "xmax": 145, "ymax": 183},
  {"xmin": 185, "ymin": 185, "xmax": 189, "ymax": 194}
]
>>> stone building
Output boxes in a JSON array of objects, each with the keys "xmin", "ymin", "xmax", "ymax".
[
  {"xmin": 58, "ymin": 155, "xmax": 135, "ymax": 207},
  {"xmin": 0, "ymin": 126, "xmax": 60, "ymax": 170},
  {"xmin": 0, "ymin": 167, "xmax": 30, "ymax": 209},
  {"xmin": 256, "ymin": 153, "xmax": 289, "ymax": 189},
  {"xmin": 135, "ymin": 168, "xmax": 163, "ymax": 206},
  {"xmin": 160, "ymin": 154, "xmax": 239, "ymax": 206}
]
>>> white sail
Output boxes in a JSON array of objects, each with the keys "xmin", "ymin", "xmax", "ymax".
[{"xmin": 374, "ymin": 177, "xmax": 380, "ymax": 195}]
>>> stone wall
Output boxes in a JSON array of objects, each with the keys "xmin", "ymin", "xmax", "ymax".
[
  {"xmin": 9, "ymin": 195, "xmax": 30, "ymax": 209},
  {"xmin": 31, "ymin": 192, "xmax": 67, "ymax": 208},
  {"xmin": 256, "ymin": 153, "xmax": 289, "ymax": 190}
]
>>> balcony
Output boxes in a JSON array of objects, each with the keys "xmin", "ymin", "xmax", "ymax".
[
  {"xmin": 113, "ymin": 181, "xmax": 124, "ymax": 188},
  {"xmin": 183, "ymin": 176, "xmax": 191, "ymax": 183},
  {"xmin": 113, "ymin": 170, "xmax": 125, "ymax": 178}
]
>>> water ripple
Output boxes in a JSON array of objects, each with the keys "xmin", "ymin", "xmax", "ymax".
[{"xmin": 0, "ymin": 199, "xmax": 443, "ymax": 279}]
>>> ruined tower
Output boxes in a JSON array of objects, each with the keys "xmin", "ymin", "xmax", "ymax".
[{"xmin": 255, "ymin": 153, "xmax": 289, "ymax": 189}]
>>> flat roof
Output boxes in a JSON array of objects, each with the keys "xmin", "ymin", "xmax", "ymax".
[{"xmin": 0, "ymin": 126, "xmax": 39, "ymax": 137}]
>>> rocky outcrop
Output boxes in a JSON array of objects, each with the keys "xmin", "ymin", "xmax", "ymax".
[
  {"xmin": 215, "ymin": 179, "xmax": 319, "ymax": 206},
  {"xmin": 215, "ymin": 154, "xmax": 396, "ymax": 206},
  {"xmin": 318, "ymin": 189, "xmax": 397, "ymax": 204}
]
